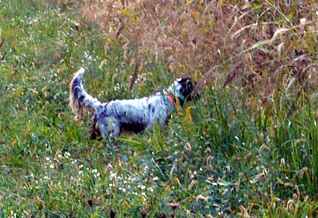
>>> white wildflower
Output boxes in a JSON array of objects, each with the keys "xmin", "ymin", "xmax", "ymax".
[
  {"xmin": 64, "ymin": 152, "xmax": 71, "ymax": 158},
  {"xmin": 110, "ymin": 172, "xmax": 117, "ymax": 179}
]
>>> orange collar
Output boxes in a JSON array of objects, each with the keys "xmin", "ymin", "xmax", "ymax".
[{"xmin": 167, "ymin": 93, "xmax": 175, "ymax": 104}]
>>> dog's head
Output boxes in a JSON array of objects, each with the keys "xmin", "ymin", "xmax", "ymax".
[{"xmin": 168, "ymin": 77, "xmax": 198, "ymax": 104}]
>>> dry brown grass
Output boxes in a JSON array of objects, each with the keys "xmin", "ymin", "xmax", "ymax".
[{"xmin": 78, "ymin": 0, "xmax": 318, "ymax": 100}]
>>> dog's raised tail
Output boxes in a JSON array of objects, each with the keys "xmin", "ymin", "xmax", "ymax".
[{"xmin": 69, "ymin": 67, "xmax": 101, "ymax": 118}]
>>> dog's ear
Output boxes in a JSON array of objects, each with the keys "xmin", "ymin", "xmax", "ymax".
[
  {"xmin": 89, "ymin": 115, "xmax": 101, "ymax": 140},
  {"xmin": 178, "ymin": 77, "xmax": 196, "ymax": 100},
  {"xmin": 190, "ymin": 80, "xmax": 200, "ymax": 100}
]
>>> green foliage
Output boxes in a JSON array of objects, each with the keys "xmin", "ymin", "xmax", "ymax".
[{"xmin": 0, "ymin": 0, "xmax": 318, "ymax": 217}]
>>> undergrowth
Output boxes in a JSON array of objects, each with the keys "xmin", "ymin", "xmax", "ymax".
[{"xmin": 0, "ymin": 0, "xmax": 318, "ymax": 216}]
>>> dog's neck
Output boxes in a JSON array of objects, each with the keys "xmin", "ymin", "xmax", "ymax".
[{"xmin": 166, "ymin": 84, "xmax": 185, "ymax": 105}]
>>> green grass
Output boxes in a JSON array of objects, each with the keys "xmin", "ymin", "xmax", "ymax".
[{"xmin": 1, "ymin": 0, "xmax": 318, "ymax": 216}]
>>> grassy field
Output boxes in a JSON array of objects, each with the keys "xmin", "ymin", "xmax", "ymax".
[{"xmin": 1, "ymin": 0, "xmax": 318, "ymax": 216}]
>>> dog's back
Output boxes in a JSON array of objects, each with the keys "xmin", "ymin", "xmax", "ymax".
[{"xmin": 104, "ymin": 94, "xmax": 174, "ymax": 127}]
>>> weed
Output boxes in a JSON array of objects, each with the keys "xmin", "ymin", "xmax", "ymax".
[{"xmin": 0, "ymin": 0, "xmax": 318, "ymax": 216}]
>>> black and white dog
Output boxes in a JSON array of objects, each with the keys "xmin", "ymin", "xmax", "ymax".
[{"xmin": 70, "ymin": 68, "xmax": 196, "ymax": 139}]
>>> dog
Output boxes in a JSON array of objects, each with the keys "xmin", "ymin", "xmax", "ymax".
[{"xmin": 70, "ymin": 67, "xmax": 196, "ymax": 139}]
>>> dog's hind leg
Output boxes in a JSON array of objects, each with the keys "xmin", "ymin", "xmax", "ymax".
[{"xmin": 97, "ymin": 116, "xmax": 121, "ymax": 139}]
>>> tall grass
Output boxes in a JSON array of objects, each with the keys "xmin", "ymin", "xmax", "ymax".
[
  {"xmin": 79, "ymin": 0, "xmax": 318, "ymax": 98},
  {"xmin": 0, "ymin": 0, "xmax": 318, "ymax": 216}
]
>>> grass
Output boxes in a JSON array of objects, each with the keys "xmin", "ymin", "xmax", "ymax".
[{"xmin": 1, "ymin": 0, "xmax": 318, "ymax": 216}]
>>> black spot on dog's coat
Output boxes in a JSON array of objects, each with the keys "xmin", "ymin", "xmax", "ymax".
[
  {"xmin": 148, "ymin": 104, "xmax": 155, "ymax": 113},
  {"xmin": 121, "ymin": 122, "xmax": 146, "ymax": 133}
]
